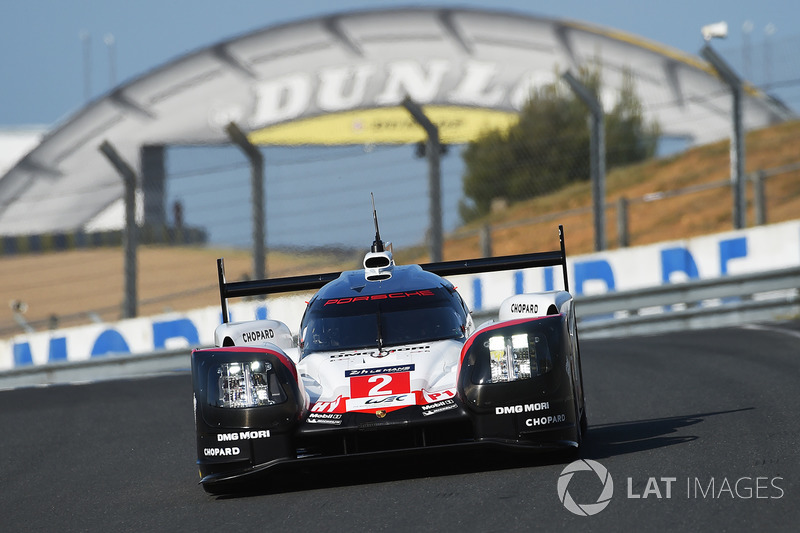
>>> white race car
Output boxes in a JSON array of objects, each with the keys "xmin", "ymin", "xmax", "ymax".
[{"xmin": 191, "ymin": 222, "xmax": 587, "ymax": 494}]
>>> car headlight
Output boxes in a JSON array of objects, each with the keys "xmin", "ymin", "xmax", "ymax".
[
  {"xmin": 487, "ymin": 332, "xmax": 551, "ymax": 383},
  {"xmin": 214, "ymin": 361, "xmax": 278, "ymax": 408}
]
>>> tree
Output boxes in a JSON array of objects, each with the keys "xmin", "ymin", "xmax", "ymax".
[{"xmin": 459, "ymin": 67, "xmax": 659, "ymax": 222}]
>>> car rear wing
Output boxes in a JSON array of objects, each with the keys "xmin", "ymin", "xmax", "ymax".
[{"xmin": 217, "ymin": 225, "xmax": 570, "ymax": 324}]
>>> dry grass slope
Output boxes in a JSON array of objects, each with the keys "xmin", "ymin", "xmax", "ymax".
[{"xmin": 439, "ymin": 120, "xmax": 800, "ymax": 258}]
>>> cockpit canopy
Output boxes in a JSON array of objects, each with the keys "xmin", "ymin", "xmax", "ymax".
[{"xmin": 299, "ymin": 285, "xmax": 468, "ymax": 358}]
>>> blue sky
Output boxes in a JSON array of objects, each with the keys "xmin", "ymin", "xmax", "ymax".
[{"xmin": 1, "ymin": 0, "xmax": 796, "ymax": 127}]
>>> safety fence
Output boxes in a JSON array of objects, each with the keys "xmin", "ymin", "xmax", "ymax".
[
  {"xmin": 0, "ymin": 225, "xmax": 206, "ymax": 256},
  {"xmin": 461, "ymin": 160, "xmax": 800, "ymax": 256}
]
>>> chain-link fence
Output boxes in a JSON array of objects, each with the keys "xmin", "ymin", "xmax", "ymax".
[{"xmin": 2, "ymin": 34, "xmax": 800, "ymax": 337}]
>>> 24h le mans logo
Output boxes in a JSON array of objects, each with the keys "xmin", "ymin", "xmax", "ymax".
[{"xmin": 557, "ymin": 459, "xmax": 614, "ymax": 516}]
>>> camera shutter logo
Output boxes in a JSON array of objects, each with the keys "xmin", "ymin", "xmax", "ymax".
[{"xmin": 557, "ymin": 459, "xmax": 614, "ymax": 516}]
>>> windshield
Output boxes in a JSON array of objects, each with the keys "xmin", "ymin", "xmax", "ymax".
[{"xmin": 300, "ymin": 287, "xmax": 467, "ymax": 357}]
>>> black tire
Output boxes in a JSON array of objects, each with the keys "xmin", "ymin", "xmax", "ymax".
[
  {"xmin": 571, "ymin": 395, "xmax": 583, "ymax": 454},
  {"xmin": 580, "ymin": 398, "xmax": 588, "ymax": 436}
]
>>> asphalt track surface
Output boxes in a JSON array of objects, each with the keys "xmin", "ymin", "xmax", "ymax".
[{"xmin": 2, "ymin": 321, "xmax": 798, "ymax": 532}]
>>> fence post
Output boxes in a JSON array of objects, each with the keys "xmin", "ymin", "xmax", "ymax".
[
  {"xmin": 98, "ymin": 140, "xmax": 137, "ymax": 319},
  {"xmin": 226, "ymin": 122, "xmax": 266, "ymax": 281},
  {"xmin": 753, "ymin": 170, "xmax": 766, "ymax": 226},
  {"xmin": 480, "ymin": 224, "xmax": 492, "ymax": 257},
  {"xmin": 562, "ymin": 71, "xmax": 606, "ymax": 251},
  {"xmin": 617, "ymin": 196, "xmax": 629, "ymax": 248},
  {"xmin": 701, "ymin": 44, "xmax": 746, "ymax": 230},
  {"xmin": 402, "ymin": 96, "xmax": 442, "ymax": 262}
]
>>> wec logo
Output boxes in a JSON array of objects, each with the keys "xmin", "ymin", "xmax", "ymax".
[{"xmin": 557, "ymin": 459, "xmax": 614, "ymax": 516}]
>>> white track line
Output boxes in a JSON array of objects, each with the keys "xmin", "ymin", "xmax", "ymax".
[{"xmin": 741, "ymin": 323, "xmax": 800, "ymax": 341}]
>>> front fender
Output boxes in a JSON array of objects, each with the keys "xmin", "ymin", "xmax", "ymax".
[
  {"xmin": 192, "ymin": 346, "xmax": 306, "ymax": 478},
  {"xmin": 457, "ymin": 315, "xmax": 579, "ymax": 443}
]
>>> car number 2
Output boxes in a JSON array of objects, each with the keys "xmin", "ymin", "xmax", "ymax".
[
  {"xmin": 368, "ymin": 375, "xmax": 393, "ymax": 395},
  {"xmin": 350, "ymin": 372, "xmax": 411, "ymax": 398}
]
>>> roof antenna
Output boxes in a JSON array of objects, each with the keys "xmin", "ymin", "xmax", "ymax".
[{"xmin": 371, "ymin": 192, "xmax": 384, "ymax": 253}]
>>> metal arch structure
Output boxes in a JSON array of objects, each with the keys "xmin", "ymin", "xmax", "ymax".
[{"xmin": 0, "ymin": 6, "xmax": 791, "ymax": 236}]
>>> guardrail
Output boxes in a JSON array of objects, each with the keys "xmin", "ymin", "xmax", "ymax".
[
  {"xmin": 573, "ymin": 265, "xmax": 800, "ymax": 337},
  {"xmin": 0, "ymin": 347, "xmax": 193, "ymax": 391},
  {"xmin": 2, "ymin": 266, "xmax": 798, "ymax": 389},
  {"xmin": 471, "ymin": 266, "xmax": 800, "ymax": 337}
]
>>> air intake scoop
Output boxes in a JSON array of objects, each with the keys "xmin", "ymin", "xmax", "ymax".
[{"xmin": 364, "ymin": 249, "xmax": 394, "ymax": 281}]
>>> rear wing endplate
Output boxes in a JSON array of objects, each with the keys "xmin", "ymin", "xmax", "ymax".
[{"xmin": 217, "ymin": 225, "xmax": 570, "ymax": 323}]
